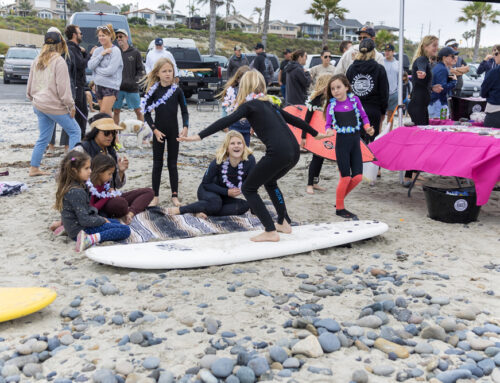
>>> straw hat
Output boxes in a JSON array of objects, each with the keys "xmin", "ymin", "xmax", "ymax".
[{"xmin": 89, "ymin": 118, "xmax": 124, "ymax": 131}]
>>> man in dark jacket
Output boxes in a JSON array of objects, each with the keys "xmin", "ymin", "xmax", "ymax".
[
  {"xmin": 252, "ymin": 42, "xmax": 273, "ymax": 84},
  {"xmin": 65, "ymin": 24, "xmax": 89, "ymax": 137},
  {"xmin": 284, "ymin": 49, "xmax": 311, "ymax": 105},
  {"xmin": 113, "ymin": 29, "xmax": 145, "ymax": 125},
  {"xmin": 227, "ymin": 45, "xmax": 249, "ymax": 79}
]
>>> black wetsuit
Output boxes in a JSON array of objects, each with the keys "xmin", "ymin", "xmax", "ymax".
[
  {"xmin": 180, "ymin": 156, "xmax": 255, "ymax": 216},
  {"xmin": 144, "ymin": 84, "xmax": 189, "ymax": 197},
  {"xmin": 301, "ymin": 95, "xmax": 325, "ymax": 186},
  {"xmin": 199, "ymin": 99, "xmax": 318, "ymax": 232}
]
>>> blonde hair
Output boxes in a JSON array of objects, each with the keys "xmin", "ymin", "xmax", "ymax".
[
  {"xmin": 234, "ymin": 71, "xmax": 269, "ymax": 108},
  {"xmin": 97, "ymin": 23, "xmax": 116, "ymax": 41},
  {"xmin": 215, "ymin": 131, "xmax": 253, "ymax": 164},
  {"xmin": 36, "ymin": 40, "xmax": 69, "ymax": 71},
  {"xmin": 218, "ymin": 65, "xmax": 250, "ymax": 99},
  {"xmin": 355, "ymin": 49, "xmax": 376, "ymax": 61},
  {"xmin": 310, "ymin": 74, "xmax": 332, "ymax": 101},
  {"xmin": 413, "ymin": 35, "xmax": 438, "ymax": 64},
  {"xmin": 54, "ymin": 151, "xmax": 91, "ymax": 211},
  {"xmin": 141, "ymin": 57, "xmax": 175, "ymax": 93}
]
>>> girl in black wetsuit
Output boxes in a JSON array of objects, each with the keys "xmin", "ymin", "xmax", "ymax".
[
  {"xmin": 142, "ymin": 57, "xmax": 189, "ymax": 207},
  {"xmin": 168, "ymin": 131, "xmax": 255, "ymax": 218},
  {"xmin": 179, "ymin": 71, "xmax": 333, "ymax": 242},
  {"xmin": 405, "ymin": 35, "xmax": 440, "ymax": 184},
  {"xmin": 302, "ymin": 74, "xmax": 332, "ymax": 195}
]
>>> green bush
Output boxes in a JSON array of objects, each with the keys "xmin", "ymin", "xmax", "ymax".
[{"xmin": 0, "ymin": 42, "xmax": 9, "ymax": 55}]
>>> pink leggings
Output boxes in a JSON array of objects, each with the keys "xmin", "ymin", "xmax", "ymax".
[{"xmin": 102, "ymin": 188, "xmax": 154, "ymax": 218}]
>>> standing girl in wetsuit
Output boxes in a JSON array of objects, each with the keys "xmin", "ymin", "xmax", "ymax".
[
  {"xmin": 302, "ymin": 74, "xmax": 332, "ymax": 195},
  {"xmin": 179, "ymin": 71, "xmax": 333, "ymax": 242},
  {"xmin": 406, "ymin": 35, "xmax": 440, "ymax": 184},
  {"xmin": 141, "ymin": 57, "xmax": 189, "ymax": 207},
  {"xmin": 324, "ymin": 74, "xmax": 374, "ymax": 220},
  {"xmin": 168, "ymin": 131, "xmax": 255, "ymax": 218}
]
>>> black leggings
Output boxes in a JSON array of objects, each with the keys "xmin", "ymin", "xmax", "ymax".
[
  {"xmin": 362, "ymin": 103, "xmax": 382, "ymax": 144},
  {"xmin": 152, "ymin": 130, "xmax": 179, "ymax": 197},
  {"xmin": 308, "ymin": 155, "xmax": 324, "ymax": 186},
  {"xmin": 407, "ymin": 90, "xmax": 430, "ymax": 178},
  {"xmin": 179, "ymin": 185, "xmax": 249, "ymax": 216},
  {"xmin": 335, "ymin": 133, "xmax": 362, "ymax": 178},
  {"xmin": 484, "ymin": 111, "xmax": 500, "ymax": 129},
  {"xmin": 242, "ymin": 150, "xmax": 299, "ymax": 232}
]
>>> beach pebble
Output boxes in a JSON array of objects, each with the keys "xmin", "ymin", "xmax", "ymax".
[
  {"xmin": 2, "ymin": 366, "xmax": 19, "ymax": 378},
  {"xmin": 47, "ymin": 337, "xmax": 60, "ymax": 351},
  {"xmin": 199, "ymin": 369, "xmax": 217, "ymax": 383},
  {"xmin": 269, "ymin": 346, "xmax": 288, "ymax": 363},
  {"xmin": 247, "ymin": 357, "xmax": 269, "ymax": 377},
  {"xmin": 315, "ymin": 318, "xmax": 340, "ymax": 332},
  {"xmin": 59, "ymin": 334, "xmax": 74, "ymax": 346},
  {"xmin": 435, "ymin": 369, "xmax": 472, "ymax": 382},
  {"xmin": 22, "ymin": 363, "xmax": 42, "ymax": 377},
  {"xmin": 129, "ymin": 332, "xmax": 143, "ymax": 345},
  {"xmin": 440, "ymin": 318, "xmax": 457, "ymax": 332},
  {"xmin": 128, "ymin": 311, "xmax": 143, "ymax": 322},
  {"xmin": 421, "ymin": 326, "xmax": 447, "ymax": 341},
  {"xmin": 347, "ymin": 326, "xmax": 364, "ymax": 337},
  {"xmin": 210, "ymin": 358, "xmax": 234, "ymax": 378},
  {"xmin": 291, "ymin": 335, "xmax": 323, "ymax": 358},
  {"xmin": 111, "ymin": 315, "xmax": 124, "ymax": 325},
  {"xmin": 352, "ymin": 369, "xmax": 368, "ymax": 383},
  {"xmin": 415, "ymin": 342, "xmax": 434, "ymax": 354},
  {"xmin": 469, "ymin": 337, "xmax": 495, "ymax": 351},
  {"xmin": 431, "ymin": 297, "xmax": 450, "ymax": 305},
  {"xmin": 236, "ymin": 366, "xmax": 256, "ymax": 383},
  {"xmin": 204, "ymin": 318, "xmax": 219, "ymax": 335},
  {"xmin": 92, "ymin": 369, "xmax": 117, "ymax": 383},
  {"xmin": 100, "ymin": 283, "xmax": 119, "ymax": 296},
  {"xmin": 495, "ymin": 353, "xmax": 500, "ymax": 365},
  {"xmin": 318, "ymin": 332, "xmax": 340, "ymax": 353},
  {"xmin": 282, "ymin": 358, "xmax": 300, "ymax": 369},
  {"xmin": 373, "ymin": 365, "xmax": 395, "ymax": 376},
  {"xmin": 200, "ymin": 355, "xmax": 218, "ymax": 370},
  {"xmin": 478, "ymin": 358, "xmax": 495, "ymax": 375},
  {"xmin": 115, "ymin": 362, "xmax": 133, "ymax": 376},
  {"xmin": 407, "ymin": 288, "xmax": 426, "ymax": 297},
  {"xmin": 456, "ymin": 309, "xmax": 477, "ymax": 321},
  {"xmin": 15, "ymin": 344, "xmax": 31, "ymax": 355},
  {"xmin": 142, "ymin": 357, "xmax": 160, "ymax": 370},
  {"xmin": 491, "ymin": 369, "xmax": 500, "ymax": 383},
  {"xmin": 158, "ymin": 372, "xmax": 174, "ymax": 383},
  {"xmin": 374, "ymin": 338, "xmax": 409, "ymax": 358},
  {"xmin": 356, "ymin": 315, "xmax": 383, "ymax": 329},
  {"xmin": 244, "ymin": 288, "xmax": 260, "ymax": 298}
]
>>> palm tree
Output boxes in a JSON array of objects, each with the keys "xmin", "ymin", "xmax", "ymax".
[
  {"xmin": 167, "ymin": 0, "xmax": 176, "ymax": 15},
  {"xmin": 462, "ymin": 29, "xmax": 476, "ymax": 48},
  {"xmin": 458, "ymin": 2, "xmax": 500, "ymax": 62},
  {"xmin": 18, "ymin": 0, "xmax": 32, "ymax": 16},
  {"xmin": 261, "ymin": 0, "xmax": 271, "ymax": 48},
  {"xmin": 252, "ymin": 7, "xmax": 263, "ymax": 33},
  {"xmin": 68, "ymin": 0, "xmax": 88, "ymax": 13},
  {"xmin": 225, "ymin": 0, "xmax": 234, "ymax": 30},
  {"xmin": 197, "ymin": 0, "xmax": 223, "ymax": 55},
  {"xmin": 306, "ymin": 0, "xmax": 348, "ymax": 47},
  {"xmin": 374, "ymin": 30, "xmax": 395, "ymax": 51}
]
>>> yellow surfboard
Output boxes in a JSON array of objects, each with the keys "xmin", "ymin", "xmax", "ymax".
[{"xmin": 0, "ymin": 287, "xmax": 57, "ymax": 322}]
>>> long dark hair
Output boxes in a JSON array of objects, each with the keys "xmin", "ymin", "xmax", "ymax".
[
  {"xmin": 90, "ymin": 153, "xmax": 116, "ymax": 185},
  {"xmin": 83, "ymin": 113, "xmax": 116, "ymax": 148},
  {"xmin": 55, "ymin": 150, "xmax": 90, "ymax": 211},
  {"xmin": 291, "ymin": 49, "xmax": 306, "ymax": 62},
  {"xmin": 323, "ymin": 74, "xmax": 353, "ymax": 119}
]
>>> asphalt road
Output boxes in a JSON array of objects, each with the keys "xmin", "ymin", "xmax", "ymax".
[{"xmin": 0, "ymin": 81, "xmax": 29, "ymax": 103}]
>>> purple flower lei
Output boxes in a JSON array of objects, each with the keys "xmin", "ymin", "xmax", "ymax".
[
  {"xmin": 221, "ymin": 160, "xmax": 244, "ymax": 189},
  {"xmin": 140, "ymin": 82, "xmax": 178, "ymax": 114}
]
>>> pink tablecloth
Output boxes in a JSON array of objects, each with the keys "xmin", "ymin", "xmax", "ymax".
[
  {"xmin": 429, "ymin": 118, "xmax": 484, "ymax": 127},
  {"xmin": 369, "ymin": 127, "xmax": 500, "ymax": 205}
]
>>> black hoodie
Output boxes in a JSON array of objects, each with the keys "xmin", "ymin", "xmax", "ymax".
[
  {"xmin": 120, "ymin": 45, "xmax": 145, "ymax": 93},
  {"xmin": 346, "ymin": 59, "xmax": 389, "ymax": 114},
  {"xmin": 285, "ymin": 61, "xmax": 312, "ymax": 105}
]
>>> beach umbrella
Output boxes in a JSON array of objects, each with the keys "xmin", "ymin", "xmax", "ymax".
[{"xmin": 283, "ymin": 105, "xmax": 376, "ymax": 162}]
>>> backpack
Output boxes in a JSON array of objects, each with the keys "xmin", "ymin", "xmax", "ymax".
[{"xmin": 250, "ymin": 55, "xmax": 274, "ymax": 85}]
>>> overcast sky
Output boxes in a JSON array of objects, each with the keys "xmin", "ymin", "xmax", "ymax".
[{"xmin": 117, "ymin": 0, "xmax": 500, "ymax": 47}]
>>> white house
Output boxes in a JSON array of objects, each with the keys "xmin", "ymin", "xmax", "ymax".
[
  {"xmin": 268, "ymin": 20, "xmax": 300, "ymax": 39},
  {"xmin": 224, "ymin": 15, "xmax": 258, "ymax": 33},
  {"xmin": 329, "ymin": 18, "xmax": 363, "ymax": 41},
  {"xmin": 123, "ymin": 7, "xmax": 186, "ymax": 27}
]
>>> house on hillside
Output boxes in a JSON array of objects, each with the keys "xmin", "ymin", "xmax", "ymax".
[
  {"xmin": 370, "ymin": 23, "xmax": 399, "ymax": 33},
  {"xmin": 329, "ymin": 18, "xmax": 363, "ymax": 41},
  {"xmin": 10, "ymin": 0, "xmax": 68, "ymax": 18},
  {"xmin": 268, "ymin": 20, "xmax": 299, "ymax": 38},
  {"xmin": 224, "ymin": 15, "xmax": 258, "ymax": 33},
  {"xmin": 185, "ymin": 15, "xmax": 205, "ymax": 30},
  {"xmin": 87, "ymin": 0, "xmax": 119, "ymax": 14},
  {"xmin": 123, "ymin": 8, "xmax": 174, "ymax": 27},
  {"xmin": 297, "ymin": 22, "xmax": 323, "ymax": 40}
]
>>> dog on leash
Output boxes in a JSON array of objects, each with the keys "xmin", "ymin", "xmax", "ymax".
[{"xmin": 119, "ymin": 119, "xmax": 153, "ymax": 147}]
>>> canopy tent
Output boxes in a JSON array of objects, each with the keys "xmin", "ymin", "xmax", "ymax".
[{"xmin": 396, "ymin": 0, "xmax": 500, "ymax": 127}]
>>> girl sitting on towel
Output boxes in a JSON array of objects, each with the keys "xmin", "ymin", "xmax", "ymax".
[
  {"xmin": 168, "ymin": 131, "xmax": 255, "ymax": 218},
  {"xmin": 302, "ymin": 74, "xmax": 333, "ymax": 195},
  {"xmin": 324, "ymin": 74, "xmax": 374, "ymax": 220},
  {"xmin": 178, "ymin": 71, "xmax": 333, "ymax": 243},
  {"xmin": 55, "ymin": 151, "xmax": 130, "ymax": 252}
]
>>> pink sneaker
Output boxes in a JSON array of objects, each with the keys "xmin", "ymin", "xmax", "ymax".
[
  {"xmin": 75, "ymin": 230, "xmax": 93, "ymax": 252},
  {"xmin": 53, "ymin": 225, "xmax": 66, "ymax": 236}
]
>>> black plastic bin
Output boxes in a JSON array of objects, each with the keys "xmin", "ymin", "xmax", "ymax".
[{"xmin": 423, "ymin": 185, "xmax": 481, "ymax": 223}]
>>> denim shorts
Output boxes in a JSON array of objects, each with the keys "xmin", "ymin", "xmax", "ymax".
[
  {"xmin": 95, "ymin": 85, "xmax": 119, "ymax": 100},
  {"xmin": 387, "ymin": 92, "xmax": 398, "ymax": 112},
  {"xmin": 113, "ymin": 91, "xmax": 141, "ymax": 110}
]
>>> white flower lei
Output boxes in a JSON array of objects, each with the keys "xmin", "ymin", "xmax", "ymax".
[
  {"xmin": 221, "ymin": 160, "xmax": 244, "ymax": 189},
  {"xmin": 245, "ymin": 92, "xmax": 266, "ymax": 102},
  {"xmin": 86, "ymin": 180, "xmax": 122, "ymax": 199},
  {"xmin": 140, "ymin": 82, "xmax": 178, "ymax": 114},
  {"xmin": 222, "ymin": 86, "xmax": 237, "ymax": 113},
  {"xmin": 305, "ymin": 96, "xmax": 324, "ymax": 112}
]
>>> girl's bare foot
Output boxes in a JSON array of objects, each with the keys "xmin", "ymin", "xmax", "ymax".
[
  {"xmin": 313, "ymin": 184, "xmax": 327, "ymax": 191},
  {"xmin": 250, "ymin": 231, "xmax": 280, "ymax": 242},
  {"xmin": 123, "ymin": 212, "xmax": 134, "ymax": 225},
  {"xmin": 275, "ymin": 220, "xmax": 292, "ymax": 234},
  {"xmin": 195, "ymin": 212, "xmax": 208, "ymax": 219},
  {"xmin": 171, "ymin": 196, "xmax": 181, "ymax": 207},
  {"xmin": 306, "ymin": 185, "xmax": 314, "ymax": 194},
  {"xmin": 50, "ymin": 220, "xmax": 62, "ymax": 231},
  {"xmin": 149, "ymin": 197, "xmax": 159, "ymax": 206},
  {"xmin": 29, "ymin": 167, "xmax": 50, "ymax": 176},
  {"xmin": 166, "ymin": 207, "xmax": 180, "ymax": 215}
]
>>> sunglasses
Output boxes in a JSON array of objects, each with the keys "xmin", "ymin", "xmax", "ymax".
[
  {"xmin": 103, "ymin": 130, "xmax": 117, "ymax": 137},
  {"xmin": 323, "ymin": 55, "xmax": 331, "ymax": 59},
  {"xmin": 97, "ymin": 25, "xmax": 110, "ymax": 32},
  {"xmin": 358, "ymin": 36, "xmax": 369, "ymax": 41}
]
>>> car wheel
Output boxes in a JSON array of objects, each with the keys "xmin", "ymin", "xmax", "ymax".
[{"xmin": 3, "ymin": 76, "xmax": 10, "ymax": 84}]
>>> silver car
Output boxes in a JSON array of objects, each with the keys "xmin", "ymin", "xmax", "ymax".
[{"xmin": 3, "ymin": 45, "xmax": 39, "ymax": 84}]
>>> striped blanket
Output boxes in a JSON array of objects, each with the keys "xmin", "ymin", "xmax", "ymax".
[{"xmin": 124, "ymin": 206, "xmax": 272, "ymax": 244}]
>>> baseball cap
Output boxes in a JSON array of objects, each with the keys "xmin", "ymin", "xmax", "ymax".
[
  {"xmin": 445, "ymin": 38, "xmax": 459, "ymax": 47},
  {"xmin": 283, "ymin": 48, "xmax": 292, "ymax": 54},
  {"xmin": 254, "ymin": 42, "xmax": 265, "ymax": 50},
  {"xmin": 355, "ymin": 26, "xmax": 375, "ymax": 37},
  {"xmin": 155, "ymin": 37, "xmax": 163, "ymax": 46},
  {"xmin": 384, "ymin": 44, "xmax": 395, "ymax": 51},
  {"xmin": 44, "ymin": 31, "xmax": 62, "ymax": 45},
  {"xmin": 438, "ymin": 46, "xmax": 459, "ymax": 58},
  {"xmin": 234, "ymin": 45, "xmax": 242, "ymax": 51},
  {"xmin": 115, "ymin": 28, "xmax": 128, "ymax": 37},
  {"xmin": 359, "ymin": 38, "xmax": 375, "ymax": 53}
]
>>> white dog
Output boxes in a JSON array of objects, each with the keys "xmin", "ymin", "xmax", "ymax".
[{"xmin": 118, "ymin": 119, "xmax": 153, "ymax": 147}]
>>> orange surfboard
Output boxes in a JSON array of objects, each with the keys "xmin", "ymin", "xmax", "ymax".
[{"xmin": 284, "ymin": 105, "xmax": 376, "ymax": 162}]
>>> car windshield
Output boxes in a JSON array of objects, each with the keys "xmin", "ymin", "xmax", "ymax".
[{"xmin": 7, "ymin": 49, "xmax": 38, "ymax": 59}]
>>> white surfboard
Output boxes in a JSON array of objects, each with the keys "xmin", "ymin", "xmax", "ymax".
[{"xmin": 85, "ymin": 220, "xmax": 388, "ymax": 269}]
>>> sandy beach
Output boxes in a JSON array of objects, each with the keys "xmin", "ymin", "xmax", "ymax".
[{"xmin": 0, "ymin": 102, "xmax": 499, "ymax": 383}]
